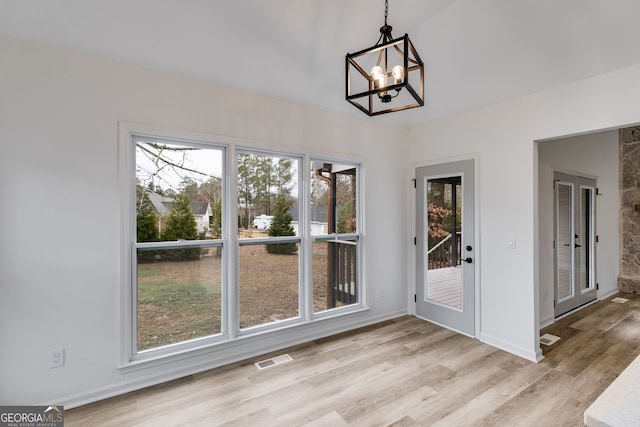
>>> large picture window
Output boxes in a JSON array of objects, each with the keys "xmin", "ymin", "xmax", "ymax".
[{"xmin": 121, "ymin": 124, "xmax": 362, "ymax": 361}]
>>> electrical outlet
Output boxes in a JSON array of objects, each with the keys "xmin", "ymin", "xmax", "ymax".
[{"xmin": 48, "ymin": 348, "xmax": 64, "ymax": 368}]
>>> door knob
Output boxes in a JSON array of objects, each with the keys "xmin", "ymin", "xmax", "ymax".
[
  {"xmin": 466, "ymin": 245, "xmax": 473, "ymax": 251},
  {"xmin": 460, "ymin": 257, "xmax": 473, "ymax": 264},
  {"xmin": 575, "ymin": 244, "xmax": 582, "ymax": 248}
]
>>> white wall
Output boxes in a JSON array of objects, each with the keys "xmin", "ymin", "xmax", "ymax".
[
  {"xmin": 538, "ymin": 131, "xmax": 620, "ymax": 326},
  {"xmin": 0, "ymin": 35, "xmax": 409, "ymax": 406},
  {"xmin": 407, "ymin": 64, "xmax": 640, "ymax": 362}
]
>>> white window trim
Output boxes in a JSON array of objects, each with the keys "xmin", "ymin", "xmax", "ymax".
[{"xmin": 118, "ymin": 121, "xmax": 366, "ymax": 369}]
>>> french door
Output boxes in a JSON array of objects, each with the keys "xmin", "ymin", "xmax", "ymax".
[
  {"xmin": 554, "ymin": 172, "xmax": 597, "ymax": 317},
  {"xmin": 416, "ymin": 160, "xmax": 475, "ymax": 336}
]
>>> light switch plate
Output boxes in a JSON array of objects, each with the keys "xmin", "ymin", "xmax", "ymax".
[{"xmin": 506, "ymin": 235, "xmax": 516, "ymax": 249}]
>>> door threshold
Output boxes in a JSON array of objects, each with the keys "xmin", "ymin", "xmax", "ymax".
[{"xmin": 554, "ymin": 298, "xmax": 598, "ymax": 321}]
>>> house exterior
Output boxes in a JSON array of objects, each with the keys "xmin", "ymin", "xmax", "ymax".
[
  {"xmin": 289, "ymin": 205, "xmax": 329, "ymax": 235},
  {"xmin": 146, "ymin": 191, "xmax": 212, "ymax": 236},
  {"xmin": 188, "ymin": 201, "xmax": 213, "ymax": 235},
  {"xmin": 145, "ymin": 190, "xmax": 173, "ymax": 235}
]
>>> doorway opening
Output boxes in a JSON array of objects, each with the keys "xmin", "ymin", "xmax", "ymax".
[{"xmin": 537, "ymin": 129, "xmax": 620, "ymax": 328}]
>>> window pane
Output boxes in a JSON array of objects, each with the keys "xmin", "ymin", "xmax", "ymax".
[
  {"xmin": 556, "ymin": 183, "xmax": 573, "ymax": 300},
  {"xmin": 237, "ymin": 152, "xmax": 299, "ymax": 237},
  {"xmin": 135, "ymin": 138, "xmax": 223, "ymax": 242},
  {"xmin": 310, "ymin": 161, "xmax": 357, "ymax": 235},
  {"xmin": 313, "ymin": 239, "xmax": 358, "ymax": 313},
  {"xmin": 311, "ymin": 160, "xmax": 359, "ymax": 313},
  {"xmin": 137, "ymin": 247, "xmax": 222, "ymax": 351},
  {"xmin": 239, "ymin": 243, "xmax": 299, "ymax": 328},
  {"xmin": 580, "ymin": 186, "xmax": 594, "ymax": 292},
  {"xmin": 134, "ymin": 136, "xmax": 224, "ymax": 354},
  {"xmin": 426, "ymin": 177, "xmax": 462, "ymax": 309}
]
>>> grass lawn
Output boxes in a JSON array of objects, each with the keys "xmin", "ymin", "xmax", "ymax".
[
  {"xmin": 137, "ymin": 251, "xmax": 222, "ymax": 351},
  {"xmin": 137, "ymin": 239, "xmax": 342, "ymax": 351}
]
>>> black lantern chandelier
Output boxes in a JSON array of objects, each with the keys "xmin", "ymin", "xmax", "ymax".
[{"xmin": 345, "ymin": 0, "xmax": 424, "ymax": 116}]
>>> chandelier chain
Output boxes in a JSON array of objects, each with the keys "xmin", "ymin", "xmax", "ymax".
[{"xmin": 384, "ymin": 0, "xmax": 389, "ymax": 26}]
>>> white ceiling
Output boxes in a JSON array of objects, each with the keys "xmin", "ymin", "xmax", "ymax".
[{"xmin": 2, "ymin": 0, "xmax": 640, "ymax": 126}]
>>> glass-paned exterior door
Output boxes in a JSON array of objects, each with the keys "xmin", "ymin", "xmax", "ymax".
[
  {"xmin": 554, "ymin": 172, "xmax": 597, "ymax": 317},
  {"xmin": 416, "ymin": 160, "xmax": 475, "ymax": 336}
]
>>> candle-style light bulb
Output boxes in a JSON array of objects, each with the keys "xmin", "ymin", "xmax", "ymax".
[
  {"xmin": 371, "ymin": 66, "xmax": 385, "ymax": 89},
  {"xmin": 392, "ymin": 65, "xmax": 404, "ymax": 84}
]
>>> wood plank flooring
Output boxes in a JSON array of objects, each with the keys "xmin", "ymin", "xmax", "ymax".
[{"xmin": 66, "ymin": 292, "xmax": 640, "ymax": 426}]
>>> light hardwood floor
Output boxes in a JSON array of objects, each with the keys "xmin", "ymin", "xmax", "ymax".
[{"xmin": 66, "ymin": 293, "xmax": 640, "ymax": 426}]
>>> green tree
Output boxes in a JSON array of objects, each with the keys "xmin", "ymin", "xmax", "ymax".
[
  {"xmin": 273, "ymin": 158, "xmax": 293, "ymax": 199},
  {"xmin": 237, "ymin": 153, "xmax": 255, "ymax": 228},
  {"xmin": 238, "ymin": 153, "xmax": 296, "ymax": 228},
  {"xmin": 162, "ymin": 193, "xmax": 200, "ymax": 260},
  {"xmin": 254, "ymin": 155, "xmax": 274, "ymax": 215},
  {"xmin": 136, "ymin": 189, "xmax": 160, "ymax": 263},
  {"xmin": 336, "ymin": 173, "xmax": 356, "ymax": 208},
  {"xmin": 267, "ymin": 195, "xmax": 297, "ymax": 255},
  {"xmin": 337, "ymin": 202, "xmax": 356, "ymax": 233},
  {"xmin": 200, "ymin": 176, "xmax": 222, "ymax": 204},
  {"xmin": 199, "ymin": 176, "xmax": 222, "ymax": 242},
  {"xmin": 210, "ymin": 200, "xmax": 222, "ymax": 239},
  {"xmin": 136, "ymin": 190, "xmax": 159, "ymax": 242},
  {"xmin": 179, "ymin": 178, "xmax": 199, "ymax": 201},
  {"xmin": 163, "ymin": 193, "xmax": 199, "ymax": 241}
]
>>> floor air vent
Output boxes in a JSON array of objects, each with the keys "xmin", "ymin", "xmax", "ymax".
[
  {"xmin": 540, "ymin": 333, "xmax": 561, "ymax": 346},
  {"xmin": 612, "ymin": 297, "xmax": 629, "ymax": 304},
  {"xmin": 255, "ymin": 354, "xmax": 293, "ymax": 370}
]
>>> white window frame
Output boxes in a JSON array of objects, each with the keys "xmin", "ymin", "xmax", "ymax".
[
  {"xmin": 119, "ymin": 122, "xmax": 230, "ymax": 364},
  {"xmin": 309, "ymin": 157, "xmax": 363, "ymax": 318},
  {"xmin": 119, "ymin": 122, "xmax": 365, "ymax": 368}
]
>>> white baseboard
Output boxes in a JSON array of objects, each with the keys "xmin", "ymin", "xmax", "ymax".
[
  {"xmin": 599, "ymin": 288, "xmax": 620, "ymax": 300},
  {"xmin": 402, "ymin": 315, "xmax": 543, "ymax": 363},
  {"xmin": 479, "ymin": 332, "xmax": 543, "ymax": 362},
  {"xmin": 56, "ymin": 309, "xmax": 408, "ymax": 409}
]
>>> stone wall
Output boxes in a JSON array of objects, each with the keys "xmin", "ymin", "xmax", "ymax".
[{"xmin": 618, "ymin": 127, "xmax": 640, "ymax": 293}]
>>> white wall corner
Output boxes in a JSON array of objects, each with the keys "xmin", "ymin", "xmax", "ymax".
[{"xmin": 479, "ymin": 332, "xmax": 543, "ymax": 363}]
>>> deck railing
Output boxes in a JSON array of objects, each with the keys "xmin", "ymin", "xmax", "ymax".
[
  {"xmin": 428, "ymin": 232, "xmax": 462, "ymax": 269},
  {"xmin": 328, "ymin": 240, "xmax": 357, "ymax": 307}
]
